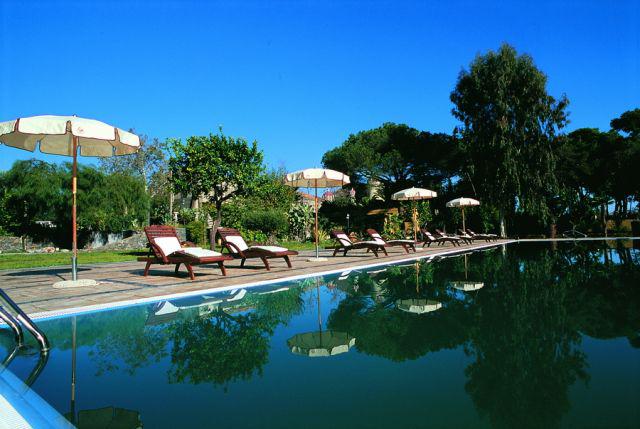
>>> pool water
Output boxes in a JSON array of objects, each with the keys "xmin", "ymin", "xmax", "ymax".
[{"xmin": 2, "ymin": 241, "xmax": 639, "ymax": 428}]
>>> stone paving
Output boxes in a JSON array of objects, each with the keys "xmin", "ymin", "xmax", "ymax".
[{"xmin": 0, "ymin": 240, "xmax": 511, "ymax": 316}]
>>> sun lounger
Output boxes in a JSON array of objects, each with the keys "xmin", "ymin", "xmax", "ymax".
[
  {"xmin": 139, "ymin": 225, "xmax": 232, "ymax": 280},
  {"xmin": 365, "ymin": 228, "xmax": 416, "ymax": 253},
  {"xmin": 466, "ymin": 229, "xmax": 498, "ymax": 241},
  {"xmin": 217, "ymin": 227, "xmax": 298, "ymax": 270},
  {"xmin": 330, "ymin": 230, "xmax": 388, "ymax": 257},
  {"xmin": 436, "ymin": 228, "xmax": 472, "ymax": 245},
  {"xmin": 420, "ymin": 229, "xmax": 461, "ymax": 247}
]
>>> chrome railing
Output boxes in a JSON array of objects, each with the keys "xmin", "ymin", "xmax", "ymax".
[{"xmin": 0, "ymin": 289, "xmax": 49, "ymax": 353}]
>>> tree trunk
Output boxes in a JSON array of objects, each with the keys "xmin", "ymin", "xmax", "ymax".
[
  {"xmin": 601, "ymin": 203, "xmax": 608, "ymax": 237},
  {"xmin": 499, "ymin": 214, "xmax": 507, "ymax": 238},
  {"xmin": 549, "ymin": 222, "xmax": 557, "ymax": 239},
  {"xmin": 210, "ymin": 202, "xmax": 222, "ymax": 251}
]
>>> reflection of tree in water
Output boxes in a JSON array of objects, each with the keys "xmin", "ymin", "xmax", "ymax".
[
  {"xmin": 168, "ymin": 286, "xmax": 305, "ymax": 388},
  {"xmin": 464, "ymin": 250, "xmax": 589, "ymax": 429},
  {"xmin": 168, "ymin": 309, "xmax": 276, "ymax": 387},
  {"xmin": 327, "ymin": 243, "xmax": 640, "ymax": 428}
]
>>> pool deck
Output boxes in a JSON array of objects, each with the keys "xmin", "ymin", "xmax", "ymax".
[{"xmin": 0, "ymin": 240, "xmax": 512, "ymax": 318}]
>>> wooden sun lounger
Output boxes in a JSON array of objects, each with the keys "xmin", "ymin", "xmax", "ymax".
[
  {"xmin": 436, "ymin": 229, "xmax": 473, "ymax": 245},
  {"xmin": 466, "ymin": 229, "xmax": 499, "ymax": 241},
  {"xmin": 139, "ymin": 225, "xmax": 232, "ymax": 280},
  {"xmin": 330, "ymin": 230, "xmax": 388, "ymax": 257},
  {"xmin": 217, "ymin": 227, "xmax": 298, "ymax": 270},
  {"xmin": 420, "ymin": 228, "xmax": 461, "ymax": 247},
  {"xmin": 365, "ymin": 228, "xmax": 416, "ymax": 253}
]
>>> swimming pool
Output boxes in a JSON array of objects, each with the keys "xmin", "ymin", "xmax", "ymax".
[{"xmin": 1, "ymin": 240, "xmax": 639, "ymax": 428}]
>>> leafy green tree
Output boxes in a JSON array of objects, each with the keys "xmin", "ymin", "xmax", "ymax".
[
  {"xmin": 451, "ymin": 44, "xmax": 569, "ymax": 236},
  {"xmin": 168, "ymin": 130, "xmax": 264, "ymax": 238},
  {"xmin": 322, "ymin": 123, "xmax": 460, "ymax": 200},
  {"xmin": 0, "ymin": 160, "xmax": 66, "ymax": 248}
]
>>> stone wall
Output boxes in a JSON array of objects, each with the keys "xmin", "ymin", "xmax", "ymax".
[{"xmin": 0, "ymin": 236, "xmax": 57, "ymax": 253}]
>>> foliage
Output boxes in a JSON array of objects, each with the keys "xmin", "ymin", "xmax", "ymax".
[
  {"xmin": 382, "ymin": 212, "xmax": 404, "ymax": 239},
  {"xmin": 242, "ymin": 209, "xmax": 288, "ymax": 238},
  {"xmin": 450, "ymin": 43, "xmax": 569, "ymax": 233},
  {"xmin": 186, "ymin": 220, "xmax": 207, "ymax": 245},
  {"xmin": 288, "ymin": 202, "xmax": 313, "ymax": 240},
  {"xmin": 168, "ymin": 130, "xmax": 264, "ymax": 227},
  {"xmin": 322, "ymin": 122, "xmax": 460, "ymax": 200}
]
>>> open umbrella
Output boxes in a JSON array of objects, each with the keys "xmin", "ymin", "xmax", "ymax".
[
  {"xmin": 0, "ymin": 115, "xmax": 140, "ymax": 286},
  {"xmin": 284, "ymin": 168, "xmax": 350, "ymax": 261},
  {"xmin": 446, "ymin": 197, "xmax": 480, "ymax": 232},
  {"xmin": 391, "ymin": 187, "xmax": 438, "ymax": 241}
]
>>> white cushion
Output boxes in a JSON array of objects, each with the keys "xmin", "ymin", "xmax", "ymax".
[
  {"xmin": 154, "ymin": 236, "xmax": 182, "ymax": 256},
  {"xmin": 360, "ymin": 240, "xmax": 381, "ymax": 246},
  {"xmin": 336, "ymin": 233, "xmax": 352, "ymax": 247},
  {"xmin": 390, "ymin": 239, "xmax": 415, "ymax": 244},
  {"xmin": 369, "ymin": 233, "xmax": 385, "ymax": 245},
  {"xmin": 179, "ymin": 247, "xmax": 222, "ymax": 258},
  {"xmin": 251, "ymin": 245, "xmax": 288, "ymax": 253},
  {"xmin": 225, "ymin": 235, "xmax": 249, "ymax": 252}
]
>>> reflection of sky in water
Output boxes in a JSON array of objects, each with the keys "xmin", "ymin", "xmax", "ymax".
[{"xmin": 1, "ymin": 240, "xmax": 639, "ymax": 429}]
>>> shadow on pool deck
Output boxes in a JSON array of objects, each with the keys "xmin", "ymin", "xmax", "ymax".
[{"xmin": 0, "ymin": 241, "xmax": 510, "ymax": 316}]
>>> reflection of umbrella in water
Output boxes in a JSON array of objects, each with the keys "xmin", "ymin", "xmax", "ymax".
[
  {"xmin": 74, "ymin": 406, "xmax": 142, "ymax": 429},
  {"xmin": 396, "ymin": 299, "xmax": 442, "ymax": 314},
  {"xmin": 394, "ymin": 261, "xmax": 442, "ymax": 314},
  {"xmin": 287, "ymin": 280, "xmax": 355, "ymax": 357},
  {"xmin": 449, "ymin": 253, "xmax": 484, "ymax": 292}
]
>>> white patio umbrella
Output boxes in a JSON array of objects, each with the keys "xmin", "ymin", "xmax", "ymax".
[
  {"xmin": 284, "ymin": 168, "xmax": 350, "ymax": 261},
  {"xmin": 446, "ymin": 197, "xmax": 480, "ymax": 232},
  {"xmin": 391, "ymin": 187, "xmax": 438, "ymax": 241},
  {"xmin": 0, "ymin": 115, "xmax": 140, "ymax": 287}
]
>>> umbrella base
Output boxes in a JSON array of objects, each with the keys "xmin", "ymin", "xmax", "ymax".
[
  {"xmin": 53, "ymin": 279, "xmax": 98, "ymax": 289},
  {"xmin": 306, "ymin": 257, "xmax": 329, "ymax": 263}
]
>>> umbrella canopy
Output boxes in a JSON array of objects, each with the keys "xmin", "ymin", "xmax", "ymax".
[
  {"xmin": 284, "ymin": 168, "xmax": 350, "ymax": 260},
  {"xmin": 284, "ymin": 168, "xmax": 350, "ymax": 188},
  {"xmin": 451, "ymin": 281, "xmax": 485, "ymax": 292},
  {"xmin": 287, "ymin": 331, "xmax": 356, "ymax": 357},
  {"xmin": 0, "ymin": 115, "xmax": 140, "ymax": 156},
  {"xmin": 446, "ymin": 197, "xmax": 480, "ymax": 232},
  {"xmin": 445, "ymin": 197, "xmax": 480, "ymax": 208},
  {"xmin": 0, "ymin": 115, "xmax": 140, "ymax": 284},
  {"xmin": 396, "ymin": 298, "xmax": 442, "ymax": 314},
  {"xmin": 391, "ymin": 187, "xmax": 437, "ymax": 201}
]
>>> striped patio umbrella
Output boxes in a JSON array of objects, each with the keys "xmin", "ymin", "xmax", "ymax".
[
  {"xmin": 446, "ymin": 197, "xmax": 480, "ymax": 232},
  {"xmin": 284, "ymin": 168, "xmax": 350, "ymax": 261},
  {"xmin": 0, "ymin": 115, "xmax": 140, "ymax": 286},
  {"xmin": 391, "ymin": 187, "xmax": 438, "ymax": 241}
]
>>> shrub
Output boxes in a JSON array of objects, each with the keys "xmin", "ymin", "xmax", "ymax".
[
  {"xmin": 242, "ymin": 209, "xmax": 288, "ymax": 237},
  {"xmin": 186, "ymin": 220, "xmax": 207, "ymax": 246}
]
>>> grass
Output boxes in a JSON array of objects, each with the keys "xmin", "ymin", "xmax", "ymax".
[
  {"xmin": 0, "ymin": 240, "xmax": 333, "ymax": 270},
  {"xmin": 0, "ymin": 250, "xmax": 148, "ymax": 270}
]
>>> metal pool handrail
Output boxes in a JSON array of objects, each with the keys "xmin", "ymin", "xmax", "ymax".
[{"xmin": 0, "ymin": 289, "xmax": 50, "ymax": 353}]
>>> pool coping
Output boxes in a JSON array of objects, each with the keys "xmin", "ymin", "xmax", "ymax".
[{"xmin": 27, "ymin": 240, "xmax": 515, "ymax": 321}]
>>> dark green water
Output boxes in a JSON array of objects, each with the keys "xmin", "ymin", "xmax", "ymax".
[{"xmin": 2, "ymin": 241, "xmax": 639, "ymax": 428}]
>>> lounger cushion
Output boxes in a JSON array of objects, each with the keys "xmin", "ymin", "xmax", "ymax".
[
  {"xmin": 225, "ymin": 235, "xmax": 249, "ymax": 252},
  {"xmin": 369, "ymin": 233, "xmax": 386, "ymax": 245},
  {"xmin": 389, "ymin": 239, "xmax": 415, "ymax": 244},
  {"xmin": 178, "ymin": 247, "xmax": 222, "ymax": 258},
  {"xmin": 250, "ymin": 245, "xmax": 289, "ymax": 253},
  {"xmin": 335, "ymin": 233, "xmax": 352, "ymax": 247},
  {"xmin": 155, "ymin": 236, "xmax": 182, "ymax": 256}
]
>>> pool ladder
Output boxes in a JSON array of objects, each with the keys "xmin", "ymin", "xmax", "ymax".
[{"xmin": 0, "ymin": 288, "xmax": 50, "ymax": 353}]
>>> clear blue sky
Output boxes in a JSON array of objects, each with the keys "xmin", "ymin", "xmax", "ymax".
[{"xmin": 1, "ymin": 0, "xmax": 638, "ymax": 172}]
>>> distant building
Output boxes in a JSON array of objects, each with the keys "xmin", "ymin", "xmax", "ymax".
[{"xmin": 298, "ymin": 191, "xmax": 324, "ymax": 208}]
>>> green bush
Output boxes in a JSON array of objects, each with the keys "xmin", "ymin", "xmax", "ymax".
[
  {"xmin": 242, "ymin": 209, "xmax": 288, "ymax": 237},
  {"xmin": 186, "ymin": 220, "xmax": 207, "ymax": 246}
]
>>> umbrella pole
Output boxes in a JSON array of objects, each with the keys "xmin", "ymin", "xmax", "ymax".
[
  {"xmin": 462, "ymin": 207, "xmax": 466, "ymax": 232},
  {"xmin": 71, "ymin": 137, "xmax": 78, "ymax": 281},
  {"xmin": 314, "ymin": 180, "xmax": 319, "ymax": 259},
  {"xmin": 412, "ymin": 207, "xmax": 418, "ymax": 241}
]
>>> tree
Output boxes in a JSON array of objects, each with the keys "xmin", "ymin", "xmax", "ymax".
[
  {"xmin": 451, "ymin": 44, "xmax": 569, "ymax": 236},
  {"xmin": 322, "ymin": 123, "xmax": 460, "ymax": 200},
  {"xmin": 0, "ymin": 160, "xmax": 66, "ymax": 248},
  {"xmin": 99, "ymin": 134, "xmax": 168, "ymax": 224},
  {"xmin": 168, "ymin": 129, "xmax": 264, "ymax": 242}
]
